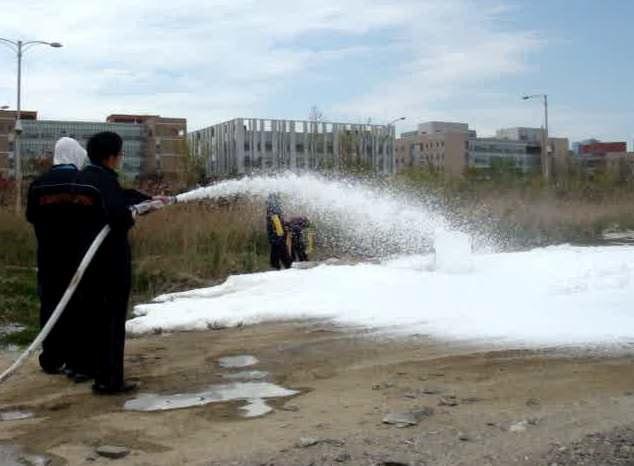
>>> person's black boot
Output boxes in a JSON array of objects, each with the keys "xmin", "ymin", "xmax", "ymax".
[
  {"xmin": 92, "ymin": 381, "xmax": 138, "ymax": 395},
  {"xmin": 73, "ymin": 373, "xmax": 94, "ymax": 384},
  {"xmin": 39, "ymin": 354, "xmax": 63, "ymax": 375}
]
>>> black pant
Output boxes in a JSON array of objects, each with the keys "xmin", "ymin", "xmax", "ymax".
[
  {"xmin": 38, "ymin": 282, "xmax": 70, "ymax": 372},
  {"xmin": 65, "ymin": 297, "xmax": 94, "ymax": 376},
  {"xmin": 93, "ymin": 288, "xmax": 130, "ymax": 388},
  {"xmin": 291, "ymin": 235, "xmax": 308, "ymax": 262},
  {"xmin": 270, "ymin": 241, "xmax": 292, "ymax": 270}
]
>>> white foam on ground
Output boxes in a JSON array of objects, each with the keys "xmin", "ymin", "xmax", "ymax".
[{"xmin": 128, "ymin": 243, "xmax": 634, "ymax": 347}]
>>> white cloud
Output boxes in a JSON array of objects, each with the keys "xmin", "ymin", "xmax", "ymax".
[
  {"xmin": 2, "ymin": 0, "xmax": 411, "ymax": 127},
  {"xmin": 1, "ymin": 0, "xmax": 623, "ymax": 144},
  {"xmin": 330, "ymin": 1, "xmax": 544, "ymax": 125}
]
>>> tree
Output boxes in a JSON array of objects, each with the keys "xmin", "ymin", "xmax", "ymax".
[
  {"xmin": 306, "ymin": 106, "xmax": 325, "ymax": 169},
  {"xmin": 337, "ymin": 129, "xmax": 371, "ymax": 176},
  {"xmin": 181, "ymin": 140, "xmax": 207, "ymax": 188}
]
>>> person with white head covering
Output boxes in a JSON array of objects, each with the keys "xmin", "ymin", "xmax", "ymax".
[
  {"xmin": 25, "ymin": 137, "xmax": 89, "ymax": 376},
  {"xmin": 53, "ymin": 137, "xmax": 87, "ymax": 168}
]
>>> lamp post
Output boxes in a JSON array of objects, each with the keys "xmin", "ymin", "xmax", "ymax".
[
  {"xmin": 385, "ymin": 116, "xmax": 406, "ymax": 174},
  {"xmin": 0, "ymin": 38, "xmax": 63, "ymax": 213},
  {"xmin": 522, "ymin": 94, "xmax": 549, "ymax": 179}
]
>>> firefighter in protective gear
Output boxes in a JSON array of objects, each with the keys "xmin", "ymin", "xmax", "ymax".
[
  {"xmin": 287, "ymin": 216, "xmax": 311, "ymax": 262},
  {"xmin": 266, "ymin": 194, "xmax": 292, "ymax": 270}
]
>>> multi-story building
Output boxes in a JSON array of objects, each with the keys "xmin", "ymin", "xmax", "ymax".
[
  {"xmin": 467, "ymin": 137, "xmax": 541, "ymax": 173},
  {"xmin": 572, "ymin": 139, "xmax": 632, "ymax": 177},
  {"xmin": 575, "ymin": 140, "xmax": 627, "ymax": 156},
  {"xmin": 0, "ymin": 110, "xmax": 37, "ymax": 178},
  {"xmin": 396, "ymin": 121, "xmax": 569, "ymax": 177},
  {"xmin": 496, "ymin": 127, "xmax": 570, "ymax": 177},
  {"xmin": 396, "ymin": 125, "xmax": 471, "ymax": 177},
  {"xmin": 0, "ymin": 110, "xmax": 186, "ymax": 181},
  {"xmin": 495, "ymin": 127, "xmax": 544, "ymax": 143},
  {"xmin": 107, "ymin": 114, "xmax": 187, "ymax": 178},
  {"xmin": 188, "ymin": 117, "xmax": 395, "ymax": 177}
]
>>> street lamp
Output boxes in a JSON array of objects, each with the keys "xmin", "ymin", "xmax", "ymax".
[
  {"xmin": 388, "ymin": 116, "xmax": 407, "ymax": 126},
  {"xmin": 0, "ymin": 38, "xmax": 63, "ymax": 213},
  {"xmin": 522, "ymin": 94, "xmax": 549, "ymax": 179}
]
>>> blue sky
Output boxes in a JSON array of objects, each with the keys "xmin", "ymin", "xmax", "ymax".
[{"xmin": 0, "ymin": 0, "xmax": 631, "ymax": 146}]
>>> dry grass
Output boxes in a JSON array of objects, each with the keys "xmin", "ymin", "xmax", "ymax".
[
  {"xmin": 129, "ymin": 200, "xmax": 270, "ymax": 301},
  {"xmin": 397, "ymin": 170, "xmax": 634, "ymax": 247},
  {"xmin": 0, "ymin": 208, "xmax": 36, "ymax": 268},
  {"xmin": 0, "ymin": 202, "xmax": 270, "ymax": 342},
  {"xmin": 3, "ymin": 174, "xmax": 634, "ymax": 342}
]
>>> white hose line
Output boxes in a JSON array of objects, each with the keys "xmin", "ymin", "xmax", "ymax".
[{"xmin": 0, "ymin": 225, "xmax": 111, "ymax": 384}]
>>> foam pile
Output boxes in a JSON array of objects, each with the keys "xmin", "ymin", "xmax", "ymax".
[{"xmin": 128, "ymin": 243, "xmax": 634, "ymax": 346}]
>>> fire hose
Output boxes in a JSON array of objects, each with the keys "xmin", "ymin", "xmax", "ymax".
[{"xmin": 0, "ymin": 198, "xmax": 175, "ymax": 385}]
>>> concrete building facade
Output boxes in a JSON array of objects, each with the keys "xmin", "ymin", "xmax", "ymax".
[
  {"xmin": 396, "ymin": 129, "xmax": 470, "ymax": 177},
  {"xmin": 495, "ymin": 127, "xmax": 545, "ymax": 142},
  {"xmin": 570, "ymin": 139, "xmax": 633, "ymax": 178},
  {"xmin": 188, "ymin": 118, "xmax": 395, "ymax": 177},
  {"xmin": 0, "ymin": 110, "xmax": 186, "ymax": 181},
  {"xmin": 107, "ymin": 114, "xmax": 187, "ymax": 178},
  {"xmin": 396, "ymin": 121, "xmax": 569, "ymax": 177},
  {"xmin": 0, "ymin": 110, "xmax": 37, "ymax": 178},
  {"xmin": 576, "ymin": 141, "xmax": 627, "ymax": 156}
]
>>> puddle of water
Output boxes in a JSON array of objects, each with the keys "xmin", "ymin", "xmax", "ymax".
[
  {"xmin": 221, "ymin": 370, "xmax": 269, "ymax": 381},
  {"xmin": 0, "ymin": 442, "xmax": 51, "ymax": 466},
  {"xmin": 0, "ymin": 410, "xmax": 33, "ymax": 421},
  {"xmin": 218, "ymin": 355, "xmax": 259, "ymax": 368},
  {"xmin": 124, "ymin": 382, "xmax": 298, "ymax": 416},
  {"xmin": 0, "ymin": 323, "xmax": 25, "ymax": 339},
  {"xmin": 241, "ymin": 398, "xmax": 273, "ymax": 417}
]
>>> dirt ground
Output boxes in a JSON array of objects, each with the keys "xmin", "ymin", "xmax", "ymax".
[{"xmin": 0, "ymin": 321, "xmax": 633, "ymax": 466}]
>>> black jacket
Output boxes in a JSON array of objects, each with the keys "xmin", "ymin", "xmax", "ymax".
[
  {"xmin": 26, "ymin": 164, "xmax": 86, "ymax": 292},
  {"xmin": 77, "ymin": 164, "xmax": 149, "ymax": 293}
]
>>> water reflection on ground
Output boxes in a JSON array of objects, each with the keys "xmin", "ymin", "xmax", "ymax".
[{"xmin": 125, "ymin": 355, "xmax": 297, "ymax": 417}]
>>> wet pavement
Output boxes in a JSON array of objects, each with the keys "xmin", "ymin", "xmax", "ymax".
[
  {"xmin": 0, "ymin": 410, "xmax": 34, "ymax": 421},
  {"xmin": 124, "ymin": 354, "xmax": 298, "ymax": 417},
  {"xmin": 221, "ymin": 370, "xmax": 269, "ymax": 380},
  {"xmin": 217, "ymin": 355, "xmax": 259, "ymax": 368},
  {"xmin": 124, "ymin": 381, "xmax": 298, "ymax": 413},
  {"xmin": 0, "ymin": 442, "xmax": 52, "ymax": 466}
]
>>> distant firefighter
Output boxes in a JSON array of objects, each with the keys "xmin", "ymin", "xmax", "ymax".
[
  {"xmin": 266, "ymin": 194, "xmax": 292, "ymax": 270},
  {"xmin": 286, "ymin": 216, "xmax": 312, "ymax": 262}
]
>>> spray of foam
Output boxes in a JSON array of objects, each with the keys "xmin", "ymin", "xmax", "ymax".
[{"xmin": 177, "ymin": 173, "xmax": 453, "ymax": 256}]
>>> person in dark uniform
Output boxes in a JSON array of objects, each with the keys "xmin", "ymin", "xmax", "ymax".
[
  {"xmin": 266, "ymin": 193, "xmax": 292, "ymax": 270},
  {"xmin": 26, "ymin": 137, "xmax": 88, "ymax": 375},
  {"xmin": 287, "ymin": 216, "xmax": 310, "ymax": 262},
  {"xmin": 77, "ymin": 131, "xmax": 161, "ymax": 394}
]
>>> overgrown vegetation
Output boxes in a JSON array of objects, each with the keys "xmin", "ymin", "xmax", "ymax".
[
  {"xmin": 396, "ymin": 168, "xmax": 634, "ymax": 248},
  {"xmin": 129, "ymin": 200, "xmax": 270, "ymax": 303},
  {"xmin": 0, "ymin": 201, "xmax": 271, "ymax": 345},
  {"xmin": 0, "ymin": 209, "xmax": 38, "ymax": 345},
  {"xmin": 3, "ymin": 168, "xmax": 634, "ymax": 345}
]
